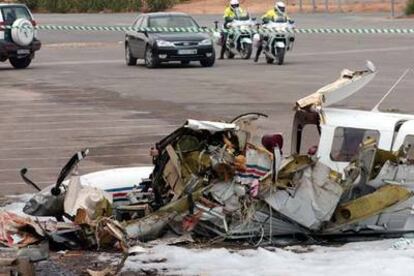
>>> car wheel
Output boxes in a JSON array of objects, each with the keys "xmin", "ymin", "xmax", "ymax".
[
  {"xmin": 226, "ymin": 49, "xmax": 235, "ymax": 59},
  {"xmin": 145, "ymin": 46, "xmax": 159, "ymax": 69},
  {"xmin": 125, "ymin": 44, "xmax": 137, "ymax": 66},
  {"xmin": 9, "ymin": 56, "xmax": 32, "ymax": 69},
  {"xmin": 200, "ymin": 57, "xmax": 215, "ymax": 67}
]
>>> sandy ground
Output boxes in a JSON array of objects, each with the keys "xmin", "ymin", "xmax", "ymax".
[{"xmin": 170, "ymin": 0, "xmax": 406, "ymax": 14}]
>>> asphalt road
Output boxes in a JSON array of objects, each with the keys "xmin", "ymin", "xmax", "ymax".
[{"xmin": 0, "ymin": 13, "xmax": 414, "ymax": 195}]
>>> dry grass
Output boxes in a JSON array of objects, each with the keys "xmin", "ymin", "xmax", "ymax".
[{"xmin": 169, "ymin": 0, "xmax": 405, "ymax": 14}]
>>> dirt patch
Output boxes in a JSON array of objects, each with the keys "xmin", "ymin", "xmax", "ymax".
[
  {"xmin": 397, "ymin": 14, "xmax": 414, "ymax": 18},
  {"xmin": 169, "ymin": 0, "xmax": 405, "ymax": 14},
  {"xmin": 34, "ymin": 251, "xmax": 122, "ymax": 275}
]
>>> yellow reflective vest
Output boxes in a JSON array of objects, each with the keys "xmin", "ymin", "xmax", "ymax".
[
  {"xmin": 223, "ymin": 6, "xmax": 248, "ymax": 22},
  {"xmin": 262, "ymin": 9, "xmax": 290, "ymax": 23}
]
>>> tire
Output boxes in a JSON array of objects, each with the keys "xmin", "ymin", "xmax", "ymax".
[
  {"xmin": 200, "ymin": 57, "xmax": 215, "ymax": 67},
  {"xmin": 11, "ymin": 19, "xmax": 34, "ymax": 46},
  {"xmin": 145, "ymin": 46, "xmax": 159, "ymax": 69},
  {"xmin": 9, "ymin": 56, "xmax": 32, "ymax": 69},
  {"xmin": 181, "ymin": 61, "xmax": 190, "ymax": 65},
  {"xmin": 125, "ymin": 44, "xmax": 137, "ymax": 66},
  {"xmin": 266, "ymin": 56, "xmax": 274, "ymax": 64},
  {"xmin": 226, "ymin": 49, "xmax": 235, "ymax": 59},
  {"xmin": 240, "ymin": 43, "xmax": 252, "ymax": 60},
  {"xmin": 276, "ymin": 47, "xmax": 285, "ymax": 65}
]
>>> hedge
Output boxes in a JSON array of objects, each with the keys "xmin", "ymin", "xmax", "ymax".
[
  {"xmin": 1, "ymin": 0, "xmax": 185, "ymax": 13},
  {"xmin": 406, "ymin": 0, "xmax": 414, "ymax": 15}
]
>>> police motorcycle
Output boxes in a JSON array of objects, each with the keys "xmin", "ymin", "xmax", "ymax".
[
  {"xmin": 215, "ymin": 15, "xmax": 256, "ymax": 59},
  {"xmin": 254, "ymin": 18, "xmax": 295, "ymax": 65}
]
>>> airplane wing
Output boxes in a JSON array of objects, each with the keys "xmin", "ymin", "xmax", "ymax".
[{"xmin": 296, "ymin": 61, "xmax": 377, "ymax": 110}]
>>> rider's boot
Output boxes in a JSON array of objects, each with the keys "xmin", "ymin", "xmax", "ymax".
[
  {"xmin": 219, "ymin": 46, "xmax": 226, "ymax": 60},
  {"xmin": 254, "ymin": 46, "xmax": 262, "ymax": 62}
]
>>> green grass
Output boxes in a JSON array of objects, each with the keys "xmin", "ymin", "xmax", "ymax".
[{"xmin": 406, "ymin": 0, "xmax": 414, "ymax": 15}]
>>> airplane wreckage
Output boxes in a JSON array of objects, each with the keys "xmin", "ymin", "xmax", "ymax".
[{"xmin": 3, "ymin": 62, "xmax": 414, "ymax": 257}]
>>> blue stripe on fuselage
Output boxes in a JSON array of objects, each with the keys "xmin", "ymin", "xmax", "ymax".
[{"xmin": 104, "ymin": 186, "xmax": 135, "ymax": 193}]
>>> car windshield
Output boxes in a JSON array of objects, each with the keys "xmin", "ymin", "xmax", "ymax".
[
  {"xmin": 148, "ymin": 15, "xmax": 198, "ymax": 28},
  {"xmin": 1, "ymin": 6, "xmax": 31, "ymax": 24}
]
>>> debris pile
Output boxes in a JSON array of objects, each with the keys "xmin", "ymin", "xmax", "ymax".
[
  {"xmin": 2, "ymin": 63, "xmax": 414, "ymax": 273},
  {"xmin": 3, "ymin": 118, "xmax": 414, "ymax": 250}
]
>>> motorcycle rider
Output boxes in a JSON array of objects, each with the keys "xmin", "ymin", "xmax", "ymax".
[
  {"xmin": 220, "ymin": 0, "xmax": 249, "ymax": 59},
  {"xmin": 254, "ymin": 1, "xmax": 291, "ymax": 62}
]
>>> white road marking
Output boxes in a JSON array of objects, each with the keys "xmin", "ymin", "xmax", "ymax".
[
  {"xmin": 35, "ymin": 59, "xmax": 123, "ymax": 66},
  {"xmin": 0, "ymin": 111, "xmax": 150, "ymax": 119},
  {"xmin": 0, "ymin": 142, "xmax": 153, "ymax": 151},
  {"xmin": 2, "ymin": 181, "xmax": 51, "ymax": 186},
  {"xmin": 0, "ymin": 118, "xmax": 166, "ymax": 127},
  {"xmin": 0, "ymin": 153, "xmax": 149, "ymax": 161},
  {"xmin": 0, "ymin": 163, "xmax": 150, "ymax": 173},
  {"xmin": 2, "ymin": 124, "xmax": 180, "ymax": 133},
  {"xmin": 23, "ymin": 46, "xmax": 414, "ymax": 67},
  {"xmin": 44, "ymin": 42, "xmax": 120, "ymax": 48},
  {"xmin": 0, "ymin": 105, "xmax": 96, "ymax": 110},
  {"xmin": 294, "ymin": 46, "xmax": 414, "ymax": 57},
  {"xmin": 2, "ymin": 132, "xmax": 171, "ymax": 144},
  {"xmin": 0, "ymin": 102, "xmax": 111, "ymax": 107}
]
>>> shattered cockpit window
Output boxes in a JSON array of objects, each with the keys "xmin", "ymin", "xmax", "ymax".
[
  {"xmin": 402, "ymin": 135, "xmax": 414, "ymax": 162},
  {"xmin": 330, "ymin": 127, "xmax": 380, "ymax": 162}
]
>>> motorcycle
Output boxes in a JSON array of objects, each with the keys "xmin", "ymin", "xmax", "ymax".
[
  {"xmin": 215, "ymin": 17, "xmax": 256, "ymax": 60},
  {"xmin": 254, "ymin": 19, "xmax": 295, "ymax": 65}
]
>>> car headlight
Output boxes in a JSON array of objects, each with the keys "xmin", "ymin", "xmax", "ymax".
[
  {"xmin": 156, "ymin": 40, "xmax": 175, "ymax": 47},
  {"xmin": 199, "ymin": 39, "xmax": 212, "ymax": 46}
]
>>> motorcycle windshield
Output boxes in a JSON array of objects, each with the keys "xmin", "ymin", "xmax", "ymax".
[
  {"xmin": 275, "ymin": 17, "xmax": 288, "ymax": 23},
  {"xmin": 231, "ymin": 19, "xmax": 254, "ymax": 28},
  {"xmin": 264, "ymin": 22, "xmax": 290, "ymax": 29}
]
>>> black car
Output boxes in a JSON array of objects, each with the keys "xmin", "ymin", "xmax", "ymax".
[
  {"xmin": 125, "ymin": 12, "xmax": 215, "ymax": 68},
  {"xmin": 0, "ymin": 4, "xmax": 41, "ymax": 69}
]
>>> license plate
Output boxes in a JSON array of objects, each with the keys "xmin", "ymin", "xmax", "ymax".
[
  {"xmin": 17, "ymin": 49, "xmax": 30, "ymax": 55},
  {"xmin": 178, "ymin": 49, "xmax": 197, "ymax": 55}
]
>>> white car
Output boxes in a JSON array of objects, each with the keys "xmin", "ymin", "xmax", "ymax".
[{"xmin": 0, "ymin": 3, "xmax": 41, "ymax": 69}]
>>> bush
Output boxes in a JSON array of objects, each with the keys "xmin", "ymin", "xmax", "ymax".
[
  {"xmin": 18, "ymin": 0, "xmax": 39, "ymax": 9},
  {"xmin": 145, "ymin": 0, "xmax": 177, "ymax": 12},
  {"xmin": 406, "ymin": 0, "xmax": 414, "ymax": 15},
  {"xmin": 9, "ymin": 0, "xmax": 143, "ymax": 13},
  {"xmin": 2, "ymin": 0, "xmax": 186, "ymax": 13}
]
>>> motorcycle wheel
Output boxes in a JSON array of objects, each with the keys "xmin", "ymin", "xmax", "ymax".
[
  {"xmin": 277, "ymin": 48, "xmax": 285, "ymax": 65},
  {"xmin": 240, "ymin": 43, "xmax": 252, "ymax": 60}
]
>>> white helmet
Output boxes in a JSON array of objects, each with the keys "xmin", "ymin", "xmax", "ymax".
[
  {"xmin": 230, "ymin": 0, "xmax": 240, "ymax": 9},
  {"xmin": 275, "ymin": 1, "xmax": 286, "ymax": 14}
]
